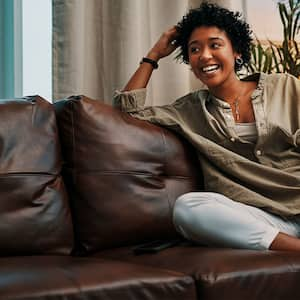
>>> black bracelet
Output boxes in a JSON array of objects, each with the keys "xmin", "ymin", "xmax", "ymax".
[{"xmin": 140, "ymin": 57, "xmax": 159, "ymax": 69}]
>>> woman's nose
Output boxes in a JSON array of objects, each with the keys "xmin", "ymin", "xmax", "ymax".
[{"xmin": 199, "ymin": 47, "xmax": 213, "ymax": 60}]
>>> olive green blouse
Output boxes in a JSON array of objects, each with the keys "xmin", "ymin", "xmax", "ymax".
[{"xmin": 113, "ymin": 73, "xmax": 300, "ymax": 217}]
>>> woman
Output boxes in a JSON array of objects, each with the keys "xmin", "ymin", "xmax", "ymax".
[{"xmin": 114, "ymin": 2, "xmax": 300, "ymax": 251}]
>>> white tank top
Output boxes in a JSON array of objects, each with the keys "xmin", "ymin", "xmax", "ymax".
[{"xmin": 234, "ymin": 122, "xmax": 258, "ymax": 143}]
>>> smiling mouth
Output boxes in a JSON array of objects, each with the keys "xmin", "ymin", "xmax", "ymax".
[{"xmin": 201, "ymin": 64, "xmax": 220, "ymax": 73}]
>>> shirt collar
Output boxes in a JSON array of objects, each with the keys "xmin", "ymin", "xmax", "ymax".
[{"xmin": 207, "ymin": 72, "xmax": 266, "ymax": 107}]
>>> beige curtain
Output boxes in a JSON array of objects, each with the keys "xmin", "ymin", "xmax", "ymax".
[{"xmin": 53, "ymin": 0, "xmax": 242, "ymax": 105}]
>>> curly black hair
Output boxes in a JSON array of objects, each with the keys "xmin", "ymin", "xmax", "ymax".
[{"xmin": 175, "ymin": 2, "xmax": 253, "ymax": 71}]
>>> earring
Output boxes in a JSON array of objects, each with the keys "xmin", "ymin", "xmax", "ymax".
[{"xmin": 235, "ymin": 57, "xmax": 243, "ymax": 66}]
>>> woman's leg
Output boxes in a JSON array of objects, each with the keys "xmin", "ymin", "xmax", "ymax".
[
  {"xmin": 269, "ymin": 232, "xmax": 300, "ymax": 251},
  {"xmin": 173, "ymin": 192, "xmax": 300, "ymax": 250}
]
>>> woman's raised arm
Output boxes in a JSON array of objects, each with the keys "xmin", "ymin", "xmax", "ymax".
[{"xmin": 123, "ymin": 27, "xmax": 179, "ymax": 91}]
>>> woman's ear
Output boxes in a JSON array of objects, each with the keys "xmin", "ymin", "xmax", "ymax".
[{"xmin": 235, "ymin": 55, "xmax": 244, "ymax": 66}]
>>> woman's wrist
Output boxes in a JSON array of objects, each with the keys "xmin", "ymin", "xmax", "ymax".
[
  {"xmin": 140, "ymin": 57, "xmax": 159, "ymax": 69},
  {"xmin": 145, "ymin": 50, "xmax": 161, "ymax": 62}
]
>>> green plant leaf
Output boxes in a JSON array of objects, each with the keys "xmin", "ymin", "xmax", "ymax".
[
  {"xmin": 279, "ymin": 3, "xmax": 288, "ymax": 28},
  {"xmin": 248, "ymin": 0, "xmax": 300, "ymax": 78},
  {"xmin": 292, "ymin": 10, "xmax": 300, "ymax": 38},
  {"xmin": 294, "ymin": 40, "xmax": 300, "ymax": 56},
  {"xmin": 269, "ymin": 42, "xmax": 281, "ymax": 72},
  {"xmin": 263, "ymin": 50, "xmax": 272, "ymax": 73},
  {"xmin": 278, "ymin": 46, "xmax": 287, "ymax": 71},
  {"xmin": 257, "ymin": 44, "xmax": 264, "ymax": 70},
  {"xmin": 251, "ymin": 42, "xmax": 258, "ymax": 65}
]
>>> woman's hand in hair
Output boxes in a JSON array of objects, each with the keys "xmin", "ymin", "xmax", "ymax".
[
  {"xmin": 122, "ymin": 27, "xmax": 178, "ymax": 91},
  {"xmin": 146, "ymin": 26, "xmax": 179, "ymax": 61}
]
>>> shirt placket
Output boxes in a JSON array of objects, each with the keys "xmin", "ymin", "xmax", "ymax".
[
  {"xmin": 252, "ymin": 97, "xmax": 268, "ymax": 162},
  {"xmin": 222, "ymin": 107, "xmax": 239, "ymax": 142}
]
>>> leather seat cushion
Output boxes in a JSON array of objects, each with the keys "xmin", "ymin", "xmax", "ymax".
[
  {"xmin": 0, "ymin": 256, "xmax": 197, "ymax": 300},
  {"xmin": 97, "ymin": 244, "xmax": 300, "ymax": 300}
]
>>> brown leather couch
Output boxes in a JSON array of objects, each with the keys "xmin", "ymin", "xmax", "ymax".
[{"xmin": 1, "ymin": 95, "xmax": 300, "ymax": 300}]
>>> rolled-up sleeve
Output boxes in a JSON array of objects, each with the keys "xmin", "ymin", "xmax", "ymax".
[
  {"xmin": 112, "ymin": 89, "xmax": 178, "ymax": 127},
  {"xmin": 113, "ymin": 89, "xmax": 147, "ymax": 112}
]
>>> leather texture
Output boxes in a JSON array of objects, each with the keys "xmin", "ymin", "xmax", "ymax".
[
  {"xmin": 98, "ymin": 244, "xmax": 300, "ymax": 300},
  {"xmin": 0, "ymin": 256, "xmax": 196, "ymax": 300},
  {"xmin": 0, "ymin": 96, "xmax": 73, "ymax": 255},
  {"xmin": 1, "ymin": 94, "xmax": 300, "ymax": 300},
  {"xmin": 54, "ymin": 95, "xmax": 202, "ymax": 254}
]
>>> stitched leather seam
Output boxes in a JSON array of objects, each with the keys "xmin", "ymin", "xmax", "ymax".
[
  {"xmin": 63, "ymin": 169, "xmax": 192, "ymax": 179},
  {"xmin": 0, "ymin": 173, "xmax": 56, "ymax": 177}
]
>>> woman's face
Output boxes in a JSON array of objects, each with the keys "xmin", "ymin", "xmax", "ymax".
[{"xmin": 188, "ymin": 26, "xmax": 238, "ymax": 89}]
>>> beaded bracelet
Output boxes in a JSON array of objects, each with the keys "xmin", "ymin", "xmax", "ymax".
[{"xmin": 140, "ymin": 57, "xmax": 159, "ymax": 69}]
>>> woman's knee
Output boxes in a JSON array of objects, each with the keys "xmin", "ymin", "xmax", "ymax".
[{"xmin": 173, "ymin": 192, "xmax": 222, "ymax": 227}]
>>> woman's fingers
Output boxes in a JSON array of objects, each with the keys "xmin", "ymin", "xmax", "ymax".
[
  {"xmin": 166, "ymin": 26, "xmax": 179, "ymax": 44},
  {"xmin": 147, "ymin": 26, "xmax": 180, "ymax": 60}
]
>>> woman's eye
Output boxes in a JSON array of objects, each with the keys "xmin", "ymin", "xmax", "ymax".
[
  {"xmin": 211, "ymin": 43, "xmax": 221, "ymax": 49},
  {"xmin": 190, "ymin": 47, "xmax": 200, "ymax": 53}
]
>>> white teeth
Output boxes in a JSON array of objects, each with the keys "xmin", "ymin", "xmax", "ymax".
[{"xmin": 202, "ymin": 65, "xmax": 219, "ymax": 72}]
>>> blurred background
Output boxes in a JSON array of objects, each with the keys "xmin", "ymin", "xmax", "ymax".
[{"xmin": 0, "ymin": 0, "xmax": 296, "ymax": 105}]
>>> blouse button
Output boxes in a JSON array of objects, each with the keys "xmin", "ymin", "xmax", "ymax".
[
  {"xmin": 230, "ymin": 137, "xmax": 235, "ymax": 142},
  {"xmin": 256, "ymin": 150, "xmax": 262, "ymax": 156}
]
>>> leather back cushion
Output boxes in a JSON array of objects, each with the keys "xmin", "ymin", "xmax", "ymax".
[
  {"xmin": 0, "ymin": 96, "xmax": 73, "ymax": 255},
  {"xmin": 55, "ymin": 96, "xmax": 202, "ymax": 254}
]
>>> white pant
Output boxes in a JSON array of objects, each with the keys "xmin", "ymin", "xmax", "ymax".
[{"xmin": 173, "ymin": 192, "xmax": 300, "ymax": 250}]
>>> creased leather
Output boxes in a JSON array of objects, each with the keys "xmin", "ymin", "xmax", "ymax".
[{"xmin": 55, "ymin": 96, "xmax": 202, "ymax": 254}]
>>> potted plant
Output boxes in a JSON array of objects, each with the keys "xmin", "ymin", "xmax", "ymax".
[{"xmin": 246, "ymin": 0, "xmax": 300, "ymax": 78}]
